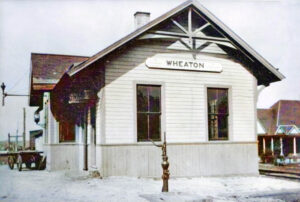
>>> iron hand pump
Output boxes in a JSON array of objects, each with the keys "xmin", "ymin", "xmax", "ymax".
[{"xmin": 149, "ymin": 132, "xmax": 170, "ymax": 192}]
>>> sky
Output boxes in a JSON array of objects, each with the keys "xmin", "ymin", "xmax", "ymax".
[{"xmin": 0, "ymin": 0, "xmax": 299, "ymax": 141}]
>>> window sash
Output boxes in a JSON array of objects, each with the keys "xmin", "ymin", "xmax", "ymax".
[
  {"xmin": 137, "ymin": 85, "xmax": 161, "ymax": 142},
  {"xmin": 207, "ymin": 88, "xmax": 229, "ymax": 141}
]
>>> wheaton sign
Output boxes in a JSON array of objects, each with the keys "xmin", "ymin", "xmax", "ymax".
[{"xmin": 146, "ymin": 57, "xmax": 222, "ymax": 72}]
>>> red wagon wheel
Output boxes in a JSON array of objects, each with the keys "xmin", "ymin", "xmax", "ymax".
[
  {"xmin": 8, "ymin": 156, "xmax": 14, "ymax": 170},
  {"xmin": 26, "ymin": 163, "xmax": 31, "ymax": 169},
  {"xmin": 17, "ymin": 155, "xmax": 23, "ymax": 172}
]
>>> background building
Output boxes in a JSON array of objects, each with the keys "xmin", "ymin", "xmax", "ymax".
[{"xmin": 258, "ymin": 100, "xmax": 300, "ymax": 158}]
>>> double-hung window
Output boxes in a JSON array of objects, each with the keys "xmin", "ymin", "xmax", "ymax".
[
  {"xmin": 207, "ymin": 88, "xmax": 229, "ymax": 141},
  {"xmin": 137, "ymin": 85, "xmax": 161, "ymax": 141}
]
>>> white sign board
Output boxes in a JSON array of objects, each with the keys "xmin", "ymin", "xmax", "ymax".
[{"xmin": 145, "ymin": 57, "xmax": 222, "ymax": 72}]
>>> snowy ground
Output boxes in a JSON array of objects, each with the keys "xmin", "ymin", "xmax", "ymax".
[{"xmin": 0, "ymin": 166, "xmax": 300, "ymax": 202}]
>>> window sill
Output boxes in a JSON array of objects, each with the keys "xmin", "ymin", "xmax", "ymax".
[
  {"xmin": 136, "ymin": 141, "xmax": 163, "ymax": 145},
  {"xmin": 97, "ymin": 141, "xmax": 256, "ymax": 147}
]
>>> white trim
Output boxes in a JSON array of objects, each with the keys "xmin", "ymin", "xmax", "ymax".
[
  {"xmin": 271, "ymin": 137, "xmax": 274, "ymax": 154},
  {"xmin": 275, "ymin": 126, "xmax": 285, "ymax": 134},
  {"xmin": 280, "ymin": 137, "xmax": 283, "ymax": 156},
  {"xmin": 97, "ymin": 141, "xmax": 257, "ymax": 147},
  {"xmin": 253, "ymin": 76, "xmax": 258, "ymax": 141},
  {"xmin": 293, "ymin": 137, "xmax": 297, "ymax": 156},
  {"xmin": 288, "ymin": 126, "xmax": 300, "ymax": 135},
  {"xmin": 276, "ymin": 100, "xmax": 281, "ymax": 127},
  {"xmin": 257, "ymin": 120, "xmax": 266, "ymax": 135}
]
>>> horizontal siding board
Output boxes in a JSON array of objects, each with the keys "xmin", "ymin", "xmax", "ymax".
[{"xmin": 100, "ymin": 40, "xmax": 256, "ymax": 144}]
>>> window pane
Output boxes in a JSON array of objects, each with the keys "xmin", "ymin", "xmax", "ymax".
[
  {"xmin": 218, "ymin": 114, "xmax": 228, "ymax": 139},
  {"xmin": 137, "ymin": 85, "xmax": 148, "ymax": 112},
  {"xmin": 137, "ymin": 113, "xmax": 148, "ymax": 141},
  {"xmin": 149, "ymin": 86, "xmax": 161, "ymax": 112},
  {"xmin": 217, "ymin": 89, "xmax": 228, "ymax": 114},
  {"xmin": 208, "ymin": 114, "xmax": 218, "ymax": 140},
  {"xmin": 208, "ymin": 89, "xmax": 217, "ymax": 114},
  {"xmin": 149, "ymin": 114, "xmax": 161, "ymax": 141}
]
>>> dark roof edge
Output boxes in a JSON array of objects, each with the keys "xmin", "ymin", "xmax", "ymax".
[
  {"xmin": 191, "ymin": 0, "xmax": 285, "ymax": 81},
  {"xmin": 31, "ymin": 52, "xmax": 90, "ymax": 58},
  {"xmin": 67, "ymin": 0, "xmax": 285, "ymax": 83},
  {"xmin": 67, "ymin": 0, "xmax": 193, "ymax": 76}
]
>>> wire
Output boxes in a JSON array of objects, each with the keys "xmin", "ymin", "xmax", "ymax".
[{"xmin": 7, "ymin": 69, "xmax": 30, "ymax": 92}]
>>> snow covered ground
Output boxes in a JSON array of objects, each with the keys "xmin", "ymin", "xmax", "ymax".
[{"xmin": 0, "ymin": 166, "xmax": 300, "ymax": 202}]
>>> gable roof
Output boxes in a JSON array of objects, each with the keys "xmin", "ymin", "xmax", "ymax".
[
  {"xmin": 30, "ymin": 53, "xmax": 89, "ymax": 87},
  {"xmin": 67, "ymin": 0, "xmax": 284, "ymax": 85},
  {"xmin": 257, "ymin": 108, "xmax": 277, "ymax": 134},
  {"xmin": 273, "ymin": 100, "xmax": 300, "ymax": 127},
  {"xmin": 29, "ymin": 53, "xmax": 89, "ymax": 106},
  {"xmin": 257, "ymin": 100, "xmax": 300, "ymax": 135},
  {"xmin": 257, "ymin": 120, "xmax": 266, "ymax": 135}
]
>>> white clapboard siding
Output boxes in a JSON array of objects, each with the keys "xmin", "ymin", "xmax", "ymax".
[
  {"xmin": 100, "ymin": 142, "xmax": 258, "ymax": 177},
  {"xmin": 100, "ymin": 39, "xmax": 256, "ymax": 144}
]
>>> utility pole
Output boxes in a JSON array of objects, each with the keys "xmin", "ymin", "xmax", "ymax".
[
  {"xmin": 1, "ymin": 82, "xmax": 29, "ymax": 150},
  {"xmin": 8, "ymin": 133, "xmax": 10, "ymax": 150},
  {"xmin": 23, "ymin": 108, "xmax": 26, "ymax": 149}
]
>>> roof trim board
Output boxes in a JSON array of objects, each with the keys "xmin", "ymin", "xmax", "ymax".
[
  {"xmin": 67, "ymin": 0, "xmax": 284, "ymax": 84},
  {"xmin": 68, "ymin": 0, "xmax": 194, "ymax": 76}
]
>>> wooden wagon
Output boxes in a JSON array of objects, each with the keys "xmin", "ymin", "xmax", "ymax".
[{"xmin": 0, "ymin": 150, "xmax": 46, "ymax": 171}]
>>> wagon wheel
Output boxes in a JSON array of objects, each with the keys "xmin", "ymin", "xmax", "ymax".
[
  {"xmin": 37, "ymin": 156, "xmax": 46, "ymax": 170},
  {"xmin": 25, "ymin": 162, "xmax": 31, "ymax": 169},
  {"xmin": 34, "ymin": 157, "xmax": 40, "ymax": 170},
  {"xmin": 8, "ymin": 156, "xmax": 14, "ymax": 170},
  {"xmin": 17, "ymin": 155, "xmax": 23, "ymax": 171}
]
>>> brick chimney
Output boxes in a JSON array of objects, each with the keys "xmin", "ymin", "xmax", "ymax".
[{"xmin": 134, "ymin": 12, "xmax": 150, "ymax": 29}]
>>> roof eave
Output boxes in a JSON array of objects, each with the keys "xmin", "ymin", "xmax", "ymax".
[
  {"xmin": 191, "ymin": 0, "xmax": 285, "ymax": 82},
  {"xmin": 67, "ymin": 0, "xmax": 194, "ymax": 76},
  {"xmin": 68, "ymin": 0, "xmax": 285, "ymax": 84}
]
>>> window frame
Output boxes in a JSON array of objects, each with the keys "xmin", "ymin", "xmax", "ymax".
[
  {"xmin": 133, "ymin": 81, "xmax": 165, "ymax": 143},
  {"xmin": 205, "ymin": 85, "xmax": 232, "ymax": 142}
]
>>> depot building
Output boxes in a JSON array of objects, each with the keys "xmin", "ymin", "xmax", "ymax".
[{"xmin": 29, "ymin": 0, "xmax": 284, "ymax": 177}]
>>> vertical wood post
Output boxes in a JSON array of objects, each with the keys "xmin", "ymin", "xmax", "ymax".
[
  {"xmin": 83, "ymin": 108, "xmax": 88, "ymax": 171},
  {"xmin": 280, "ymin": 137, "xmax": 283, "ymax": 156},
  {"xmin": 16, "ymin": 132, "xmax": 18, "ymax": 151},
  {"xmin": 293, "ymin": 137, "xmax": 297, "ymax": 156},
  {"xmin": 23, "ymin": 108, "xmax": 26, "ymax": 149},
  {"xmin": 8, "ymin": 133, "xmax": 10, "ymax": 150},
  {"xmin": 271, "ymin": 137, "xmax": 274, "ymax": 155},
  {"xmin": 263, "ymin": 137, "xmax": 266, "ymax": 154}
]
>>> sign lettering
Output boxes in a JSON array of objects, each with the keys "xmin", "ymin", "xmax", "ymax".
[{"xmin": 146, "ymin": 58, "xmax": 222, "ymax": 72}]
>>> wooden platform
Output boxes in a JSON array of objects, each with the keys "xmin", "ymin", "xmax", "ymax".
[
  {"xmin": 259, "ymin": 163, "xmax": 300, "ymax": 180},
  {"xmin": 0, "ymin": 150, "xmax": 43, "ymax": 157}
]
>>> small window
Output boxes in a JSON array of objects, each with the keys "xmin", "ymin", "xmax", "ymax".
[
  {"xmin": 59, "ymin": 121, "xmax": 75, "ymax": 142},
  {"xmin": 207, "ymin": 88, "xmax": 229, "ymax": 141},
  {"xmin": 137, "ymin": 85, "xmax": 161, "ymax": 142}
]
